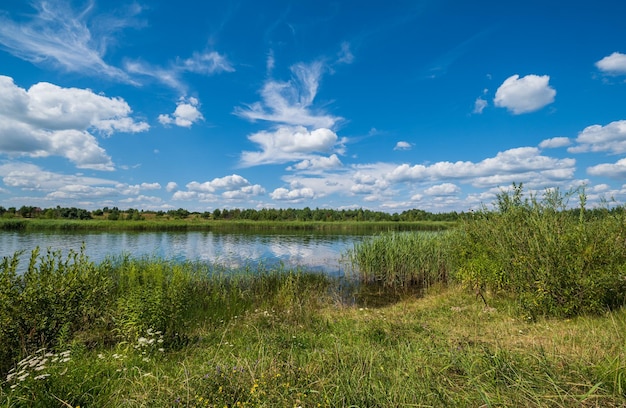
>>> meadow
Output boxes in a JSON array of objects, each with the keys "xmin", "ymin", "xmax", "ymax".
[{"xmin": 1, "ymin": 185, "xmax": 626, "ymax": 407}]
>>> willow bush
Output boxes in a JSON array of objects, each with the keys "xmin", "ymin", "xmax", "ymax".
[{"xmin": 456, "ymin": 184, "xmax": 626, "ymax": 318}]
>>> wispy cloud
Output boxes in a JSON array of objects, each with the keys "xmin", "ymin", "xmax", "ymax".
[
  {"xmin": 125, "ymin": 50, "xmax": 235, "ymax": 94},
  {"xmin": 0, "ymin": 0, "xmax": 141, "ymax": 83},
  {"xmin": 235, "ymin": 61, "xmax": 340, "ymax": 128}
]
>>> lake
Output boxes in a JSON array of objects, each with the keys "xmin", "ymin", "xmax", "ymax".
[{"xmin": 0, "ymin": 231, "xmax": 367, "ymax": 275}]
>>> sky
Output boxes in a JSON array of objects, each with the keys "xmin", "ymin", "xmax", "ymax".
[{"xmin": 1, "ymin": 0, "xmax": 626, "ymax": 213}]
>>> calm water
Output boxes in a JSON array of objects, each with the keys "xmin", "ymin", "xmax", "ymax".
[{"xmin": 0, "ymin": 231, "xmax": 366, "ymax": 275}]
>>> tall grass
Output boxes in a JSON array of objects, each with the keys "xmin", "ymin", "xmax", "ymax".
[
  {"xmin": 347, "ymin": 231, "xmax": 456, "ymax": 290},
  {"xmin": 0, "ymin": 218, "xmax": 454, "ymax": 232},
  {"xmin": 0, "ymin": 249, "xmax": 332, "ymax": 378}
]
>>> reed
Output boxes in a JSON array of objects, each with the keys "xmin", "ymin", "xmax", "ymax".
[
  {"xmin": 347, "ymin": 231, "xmax": 456, "ymax": 290},
  {"xmin": 0, "ymin": 218, "xmax": 454, "ymax": 233}
]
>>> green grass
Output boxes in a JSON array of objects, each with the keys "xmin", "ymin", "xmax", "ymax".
[
  {"xmin": 347, "ymin": 231, "xmax": 456, "ymax": 290},
  {"xmin": 1, "ymin": 247, "xmax": 626, "ymax": 407}
]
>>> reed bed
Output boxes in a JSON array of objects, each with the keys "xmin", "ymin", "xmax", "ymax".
[
  {"xmin": 347, "ymin": 231, "xmax": 457, "ymax": 290},
  {"xmin": 0, "ymin": 218, "xmax": 454, "ymax": 232}
]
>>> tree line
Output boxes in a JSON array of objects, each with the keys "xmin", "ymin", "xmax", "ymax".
[{"xmin": 0, "ymin": 205, "xmax": 462, "ymax": 222}]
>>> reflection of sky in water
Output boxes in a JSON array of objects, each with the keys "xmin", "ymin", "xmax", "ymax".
[{"xmin": 0, "ymin": 231, "xmax": 364, "ymax": 275}]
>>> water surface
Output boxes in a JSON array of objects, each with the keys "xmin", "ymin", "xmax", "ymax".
[{"xmin": 0, "ymin": 231, "xmax": 365, "ymax": 275}]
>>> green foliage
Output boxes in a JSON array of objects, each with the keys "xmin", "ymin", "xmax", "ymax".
[
  {"xmin": 455, "ymin": 183, "xmax": 626, "ymax": 318},
  {"xmin": 0, "ymin": 247, "xmax": 111, "ymax": 376},
  {"xmin": 348, "ymin": 231, "xmax": 456, "ymax": 290},
  {"xmin": 111, "ymin": 256, "xmax": 193, "ymax": 341}
]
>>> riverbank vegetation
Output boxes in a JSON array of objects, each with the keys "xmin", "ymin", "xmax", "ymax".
[
  {"xmin": 1, "ymin": 185, "xmax": 626, "ymax": 406},
  {"xmin": 1, "ymin": 205, "xmax": 460, "ymax": 223}
]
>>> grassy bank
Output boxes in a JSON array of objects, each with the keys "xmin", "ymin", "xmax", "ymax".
[
  {"xmin": 1, "ymin": 247, "xmax": 625, "ymax": 406},
  {"xmin": 0, "ymin": 218, "xmax": 454, "ymax": 233},
  {"xmin": 2, "ymin": 185, "xmax": 626, "ymax": 406}
]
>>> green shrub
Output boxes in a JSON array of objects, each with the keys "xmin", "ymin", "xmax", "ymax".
[
  {"xmin": 0, "ymin": 247, "xmax": 112, "ymax": 376},
  {"xmin": 456, "ymin": 184, "xmax": 626, "ymax": 318}
]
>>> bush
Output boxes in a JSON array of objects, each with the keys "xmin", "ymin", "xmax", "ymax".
[
  {"xmin": 455, "ymin": 184, "xmax": 626, "ymax": 318},
  {"xmin": 0, "ymin": 247, "xmax": 112, "ymax": 376}
]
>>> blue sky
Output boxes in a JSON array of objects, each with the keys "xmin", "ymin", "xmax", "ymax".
[{"xmin": 1, "ymin": 0, "xmax": 626, "ymax": 213}]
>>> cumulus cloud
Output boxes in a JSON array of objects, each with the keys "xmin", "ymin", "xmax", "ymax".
[
  {"xmin": 241, "ymin": 126, "xmax": 345, "ymax": 167},
  {"xmin": 187, "ymin": 174, "xmax": 251, "ymax": 193},
  {"xmin": 270, "ymin": 187, "xmax": 315, "ymax": 201},
  {"xmin": 596, "ymin": 52, "xmax": 626, "ymax": 75},
  {"xmin": 394, "ymin": 141, "xmax": 413, "ymax": 151},
  {"xmin": 158, "ymin": 97, "xmax": 204, "ymax": 128},
  {"xmin": 424, "ymin": 183, "xmax": 461, "ymax": 196},
  {"xmin": 287, "ymin": 154, "xmax": 343, "ymax": 171},
  {"xmin": 587, "ymin": 158, "xmax": 626, "ymax": 178},
  {"xmin": 0, "ymin": 161, "xmax": 166, "ymax": 208},
  {"xmin": 176, "ymin": 174, "xmax": 265, "ymax": 202},
  {"xmin": 166, "ymin": 182, "xmax": 178, "ymax": 192},
  {"xmin": 494, "ymin": 74, "xmax": 556, "ymax": 114},
  {"xmin": 387, "ymin": 147, "xmax": 575, "ymax": 188},
  {"xmin": 0, "ymin": 75, "xmax": 148, "ymax": 170},
  {"xmin": 235, "ymin": 61, "xmax": 340, "ymax": 129},
  {"xmin": 568, "ymin": 120, "xmax": 626, "ymax": 154},
  {"xmin": 0, "ymin": 0, "xmax": 140, "ymax": 83},
  {"xmin": 539, "ymin": 137, "xmax": 571, "ymax": 149}
]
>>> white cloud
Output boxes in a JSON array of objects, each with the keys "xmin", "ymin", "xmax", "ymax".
[
  {"xmin": 588, "ymin": 158, "xmax": 626, "ymax": 178},
  {"xmin": 539, "ymin": 137, "xmax": 571, "ymax": 149},
  {"xmin": 158, "ymin": 97, "xmax": 204, "ymax": 128},
  {"xmin": 494, "ymin": 74, "xmax": 556, "ymax": 114},
  {"xmin": 394, "ymin": 141, "xmax": 413, "ymax": 151},
  {"xmin": 568, "ymin": 120, "xmax": 626, "ymax": 154},
  {"xmin": 180, "ymin": 51, "xmax": 235, "ymax": 75},
  {"xmin": 166, "ymin": 182, "xmax": 178, "ymax": 192},
  {"xmin": 387, "ymin": 147, "xmax": 575, "ymax": 187},
  {"xmin": 473, "ymin": 97, "xmax": 487, "ymax": 114},
  {"xmin": 234, "ymin": 60, "xmax": 340, "ymax": 129},
  {"xmin": 241, "ymin": 126, "xmax": 344, "ymax": 167},
  {"xmin": 0, "ymin": 161, "xmax": 169, "ymax": 207},
  {"xmin": 424, "ymin": 183, "xmax": 461, "ymax": 196},
  {"xmin": 0, "ymin": 0, "xmax": 140, "ymax": 83},
  {"xmin": 0, "ymin": 76, "xmax": 148, "ymax": 170},
  {"xmin": 287, "ymin": 154, "xmax": 343, "ymax": 171},
  {"xmin": 596, "ymin": 52, "xmax": 626, "ymax": 75},
  {"xmin": 141, "ymin": 182, "xmax": 161, "ymax": 190},
  {"xmin": 221, "ymin": 185, "xmax": 266, "ymax": 200},
  {"xmin": 172, "ymin": 191, "xmax": 198, "ymax": 201},
  {"xmin": 126, "ymin": 50, "xmax": 234, "ymax": 93},
  {"xmin": 270, "ymin": 187, "xmax": 315, "ymax": 202},
  {"xmin": 186, "ymin": 174, "xmax": 252, "ymax": 193}
]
